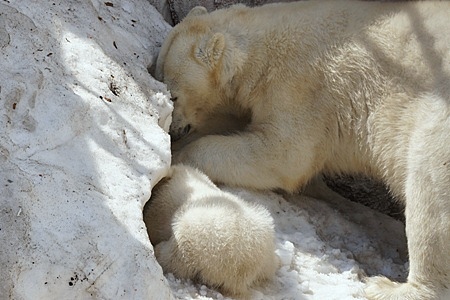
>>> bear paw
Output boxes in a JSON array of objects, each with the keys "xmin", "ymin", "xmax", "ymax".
[{"xmin": 364, "ymin": 276, "xmax": 438, "ymax": 300}]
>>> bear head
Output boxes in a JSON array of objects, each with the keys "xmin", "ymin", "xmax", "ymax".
[{"xmin": 154, "ymin": 6, "xmax": 245, "ymax": 141}]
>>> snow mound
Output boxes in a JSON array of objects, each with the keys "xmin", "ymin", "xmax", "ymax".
[{"xmin": 0, "ymin": 0, "xmax": 173, "ymax": 299}]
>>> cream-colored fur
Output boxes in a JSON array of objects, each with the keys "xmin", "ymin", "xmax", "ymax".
[
  {"xmin": 143, "ymin": 165, "xmax": 278, "ymax": 297},
  {"xmin": 154, "ymin": 2, "xmax": 450, "ymax": 299}
]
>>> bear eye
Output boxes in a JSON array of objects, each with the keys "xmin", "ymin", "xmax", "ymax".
[{"xmin": 171, "ymin": 97, "xmax": 178, "ymax": 102}]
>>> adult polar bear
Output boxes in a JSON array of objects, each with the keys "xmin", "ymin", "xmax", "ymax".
[{"xmin": 155, "ymin": 1, "xmax": 450, "ymax": 299}]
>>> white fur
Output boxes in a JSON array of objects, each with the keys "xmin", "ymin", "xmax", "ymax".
[
  {"xmin": 143, "ymin": 165, "xmax": 278, "ymax": 297},
  {"xmin": 155, "ymin": 2, "xmax": 450, "ymax": 299}
]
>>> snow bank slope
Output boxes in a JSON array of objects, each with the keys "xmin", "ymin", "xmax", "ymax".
[{"xmin": 0, "ymin": 1, "xmax": 173, "ymax": 299}]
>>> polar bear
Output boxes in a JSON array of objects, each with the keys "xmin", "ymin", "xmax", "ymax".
[
  {"xmin": 143, "ymin": 164, "xmax": 278, "ymax": 297},
  {"xmin": 154, "ymin": 2, "xmax": 450, "ymax": 300}
]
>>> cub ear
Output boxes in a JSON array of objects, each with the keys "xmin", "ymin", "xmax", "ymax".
[
  {"xmin": 195, "ymin": 33, "xmax": 225, "ymax": 67},
  {"xmin": 186, "ymin": 6, "xmax": 208, "ymax": 18}
]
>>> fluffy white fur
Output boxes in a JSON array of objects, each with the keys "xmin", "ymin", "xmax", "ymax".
[
  {"xmin": 154, "ymin": 2, "xmax": 450, "ymax": 299},
  {"xmin": 143, "ymin": 165, "xmax": 278, "ymax": 297}
]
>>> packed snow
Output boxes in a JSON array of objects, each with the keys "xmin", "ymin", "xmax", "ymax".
[
  {"xmin": 1, "ymin": 0, "xmax": 173, "ymax": 299},
  {"xmin": 165, "ymin": 185, "xmax": 407, "ymax": 300},
  {"xmin": 0, "ymin": 0, "xmax": 408, "ymax": 299}
]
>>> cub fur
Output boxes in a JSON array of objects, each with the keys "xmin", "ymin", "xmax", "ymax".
[
  {"xmin": 143, "ymin": 164, "xmax": 279, "ymax": 297},
  {"xmin": 155, "ymin": 2, "xmax": 450, "ymax": 300}
]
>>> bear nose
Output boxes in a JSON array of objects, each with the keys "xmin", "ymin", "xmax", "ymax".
[{"xmin": 170, "ymin": 124, "xmax": 192, "ymax": 142}]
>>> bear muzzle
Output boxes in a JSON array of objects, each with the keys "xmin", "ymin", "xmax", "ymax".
[{"xmin": 170, "ymin": 124, "xmax": 192, "ymax": 141}]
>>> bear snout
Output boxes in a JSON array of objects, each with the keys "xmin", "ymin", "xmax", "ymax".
[{"xmin": 170, "ymin": 124, "xmax": 191, "ymax": 141}]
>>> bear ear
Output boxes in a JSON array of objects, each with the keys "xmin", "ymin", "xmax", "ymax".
[
  {"xmin": 195, "ymin": 33, "xmax": 225, "ymax": 67},
  {"xmin": 186, "ymin": 6, "xmax": 208, "ymax": 18}
]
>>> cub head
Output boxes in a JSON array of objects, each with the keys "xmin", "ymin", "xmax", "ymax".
[{"xmin": 155, "ymin": 7, "xmax": 241, "ymax": 141}]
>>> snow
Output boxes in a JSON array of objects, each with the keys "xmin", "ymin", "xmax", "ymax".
[
  {"xmin": 166, "ymin": 187, "xmax": 407, "ymax": 299},
  {"xmin": 0, "ymin": 1, "xmax": 408, "ymax": 299},
  {"xmin": 0, "ymin": 0, "xmax": 173, "ymax": 299}
]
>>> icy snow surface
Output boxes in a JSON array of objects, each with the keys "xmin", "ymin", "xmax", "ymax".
[
  {"xmin": 0, "ymin": 0, "xmax": 408, "ymax": 299},
  {"xmin": 0, "ymin": 0, "xmax": 173, "ymax": 299},
  {"xmin": 166, "ymin": 185, "xmax": 407, "ymax": 300}
]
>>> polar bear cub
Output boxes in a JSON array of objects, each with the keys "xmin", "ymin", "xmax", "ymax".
[{"xmin": 143, "ymin": 164, "xmax": 278, "ymax": 297}]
